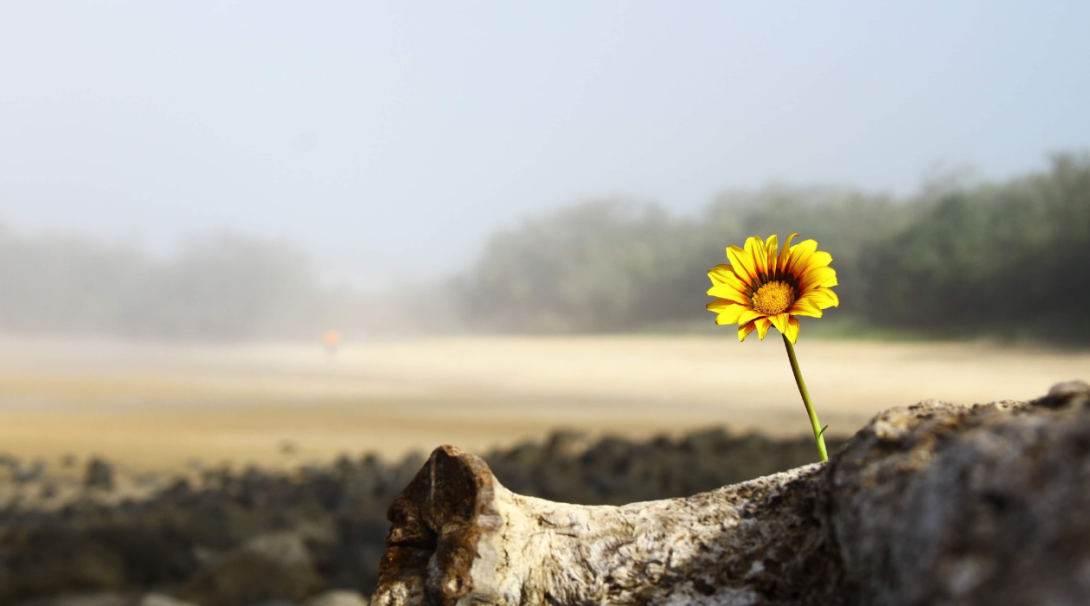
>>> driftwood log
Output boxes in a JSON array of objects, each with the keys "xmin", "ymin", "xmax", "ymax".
[{"xmin": 373, "ymin": 381, "xmax": 1090, "ymax": 606}]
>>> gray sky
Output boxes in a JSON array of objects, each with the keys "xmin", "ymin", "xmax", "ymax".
[{"xmin": 1, "ymin": 1, "xmax": 1088, "ymax": 288}]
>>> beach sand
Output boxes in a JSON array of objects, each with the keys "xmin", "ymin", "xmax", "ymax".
[{"xmin": 0, "ymin": 335, "xmax": 1084, "ymax": 471}]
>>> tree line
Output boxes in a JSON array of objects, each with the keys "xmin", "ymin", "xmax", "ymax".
[
  {"xmin": 455, "ymin": 153, "xmax": 1090, "ymax": 343},
  {"xmin": 2, "ymin": 153, "xmax": 1084, "ymax": 342},
  {"xmin": 0, "ymin": 231, "xmax": 432, "ymax": 341}
]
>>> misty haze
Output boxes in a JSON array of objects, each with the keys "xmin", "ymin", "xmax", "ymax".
[{"xmin": 1, "ymin": 2, "xmax": 1088, "ymax": 604}]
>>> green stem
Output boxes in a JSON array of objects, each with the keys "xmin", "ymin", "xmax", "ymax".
[{"xmin": 782, "ymin": 334, "xmax": 828, "ymax": 463}]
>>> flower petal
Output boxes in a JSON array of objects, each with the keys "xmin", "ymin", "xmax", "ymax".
[
  {"xmin": 784, "ymin": 316, "xmax": 800, "ymax": 344},
  {"xmin": 813, "ymin": 286, "xmax": 839, "ymax": 307},
  {"xmin": 799, "ymin": 287, "xmax": 838, "ymax": 307},
  {"xmin": 745, "ymin": 236, "xmax": 769, "ymax": 279},
  {"xmin": 769, "ymin": 312, "xmax": 790, "ymax": 334},
  {"xmin": 727, "ymin": 245, "xmax": 758, "ymax": 283},
  {"xmin": 799, "ymin": 266, "xmax": 838, "ymax": 291},
  {"xmin": 738, "ymin": 321, "xmax": 757, "ymax": 342},
  {"xmin": 786, "ymin": 239, "xmax": 819, "ymax": 278},
  {"xmin": 708, "ymin": 264, "xmax": 748, "ymax": 290},
  {"xmin": 804, "ymin": 250, "xmax": 833, "ymax": 270},
  {"xmin": 765, "ymin": 235, "xmax": 779, "ymax": 273},
  {"xmin": 707, "ymin": 284, "xmax": 749, "ymax": 304},
  {"xmin": 777, "ymin": 233, "xmax": 799, "ymax": 275},
  {"xmin": 737, "ymin": 308, "xmax": 764, "ymax": 326},
  {"xmin": 789, "ymin": 298, "xmax": 824, "ymax": 318},
  {"xmin": 755, "ymin": 316, "xmax": 773, "ymax": 340},
  {"xmin": 707, "ymin": 300, "xmax": 747, "ymax": 324},
  {"xmin": 795, "ymin": 288, "xmax": 836, "ymax": 307}
]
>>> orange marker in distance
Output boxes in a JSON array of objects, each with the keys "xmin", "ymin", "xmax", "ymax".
[{"xmin": 323, "ymin": 329, "xmax": 341, "ymax": 354}]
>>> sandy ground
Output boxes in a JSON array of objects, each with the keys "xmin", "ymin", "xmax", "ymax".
[{"xmin": 0, "ymin": 335, "xmax": 1085, "ymax": 471}]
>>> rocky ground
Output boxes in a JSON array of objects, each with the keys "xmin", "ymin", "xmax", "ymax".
[
  {"xmin": 372, "ymin": 381, "xmax": 1090, "ymax": 606},
  {"xmin": 0, "ymin": 428, "xmax": 843, "ymax": 606}
]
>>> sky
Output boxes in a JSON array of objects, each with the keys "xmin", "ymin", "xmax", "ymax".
[{"xmin": 1, "ymin": 1, "xmax": 1088, "ymax": 289}]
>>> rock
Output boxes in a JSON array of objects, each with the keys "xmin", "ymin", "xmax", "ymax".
[
  {"xmin": 14, "ymin": 387, "xmax": 1089, "ymax": 606},
  {"xmin": 1044, "ymin": 378, "xmax": 1090, "ymax": 407},
  {"xmin": 84, "ymin": 458, "xmax": 115, "ymax": 491},
  {"xmin": 137, "ymin": 593, "xmax": 200, "ymax": 606},
  {"xmin": 373, "ymin": 382, "xmax": 1090, "ymax": 606},
  {"xmin": 306, "ymin": 590, "xmax": 370, "ymax": 606},
  {"xmin": 828, "ymin": 395, "xmax": 1090, "ymax": 605},
  {"xmin": 542, "ymin": 430, "xmax": 591, "ymax": 458},
  {"xmin": 180, "ymin": 532, "xmax": 322, "ymax": 606},
  {"xmin": 14, "ymin": 460, "xmax": 46, "ymax": 483},
  {"xmin": 0, "ymin": 454, "xmax": 19, "ymax": 470},
  {"xmin": 38, "ymin": 482, "xmax": 57, "ymax": 499},
  {"xmin": 4, "ymin": 534, "xmax": 129, "ymax": 600},
  {"xmin": 17, "ymin": 592, "xmax": 130, "ymax": 606}
]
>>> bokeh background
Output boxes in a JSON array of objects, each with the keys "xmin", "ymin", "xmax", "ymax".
[{"xmin": 1, "ymin": 2, "xmax": 1088, "ymax": 603}]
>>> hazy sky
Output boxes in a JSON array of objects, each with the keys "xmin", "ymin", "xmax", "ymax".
[{"xmin": 2, "ymin": 1, "xmax": 1088, "ymax": 288}]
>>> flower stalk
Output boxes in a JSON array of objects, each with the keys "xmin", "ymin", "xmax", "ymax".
[
  {"xmin": 782, "ymin": 334, "xmax": 828, "ymax": 462},
  {"xmin": 706, "ymin": 234, "xmax": 838, "ymax": 462}
]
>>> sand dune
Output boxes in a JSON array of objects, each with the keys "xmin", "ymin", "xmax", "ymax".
[{"xmin": 0, "ymin": 335, "xmax": 1085, "ymax": 471}]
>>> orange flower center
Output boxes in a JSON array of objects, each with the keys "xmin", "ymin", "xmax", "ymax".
[{"xmin": 751, "ymin": 280, "xmax": 795, "ymax": 316}]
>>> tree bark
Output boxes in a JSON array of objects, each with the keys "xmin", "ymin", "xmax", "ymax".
[{"xmin": 373, "ymin": 381, "xmax": 1090, "ymax": 606}]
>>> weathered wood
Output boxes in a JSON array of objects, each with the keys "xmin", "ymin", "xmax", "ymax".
[{"xmin": 373, "ymin": 381, "xmax": 1090, "ymax": 606}]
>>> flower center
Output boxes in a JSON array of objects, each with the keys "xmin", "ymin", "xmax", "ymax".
[{"xmin": 751, "ymin": 280, "xmax": 795, "ymax": 316}]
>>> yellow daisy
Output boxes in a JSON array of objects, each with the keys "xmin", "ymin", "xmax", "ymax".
[{"xmin": 706, "ymin": 234, "xmax": 839, "ymax": 343}]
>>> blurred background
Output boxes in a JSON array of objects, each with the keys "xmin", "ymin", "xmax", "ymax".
[{"xmin": 1, "ymin": 1, "xmax": 1089, "ymax": 603}]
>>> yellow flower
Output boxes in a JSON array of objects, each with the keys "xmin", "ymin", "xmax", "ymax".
[{"xmin": 706, "ymin": 234, "xmax": 839, "ymax": 343}]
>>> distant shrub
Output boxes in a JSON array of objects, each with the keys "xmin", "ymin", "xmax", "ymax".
[
  {"xmin": 863, "ymin": 153, "xmax": 1090, "ymax": 341},
  {"xmin": 457, "ymin": 153, "xmax": 1090, "ymax": 342}
]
